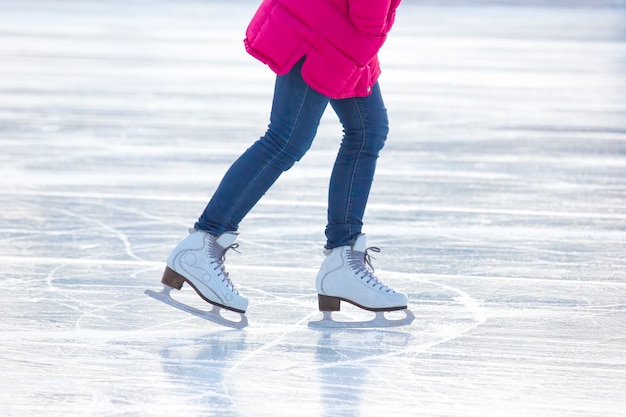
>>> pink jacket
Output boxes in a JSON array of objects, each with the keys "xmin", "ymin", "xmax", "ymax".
[{"xmin": 244, "ymin": 0, "xmax": 402, "ymax": 99}]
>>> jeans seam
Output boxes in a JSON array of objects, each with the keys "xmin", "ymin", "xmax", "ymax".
[
  {"xmin": 224, "ymin": 84, "xmax": 311, "ymax": 227},
  {"xmin": 344, "ymin": 98, "xmax": 368, "ymax": 237}
]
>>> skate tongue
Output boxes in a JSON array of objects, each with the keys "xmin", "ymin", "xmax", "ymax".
[
  {"xmin": 352, "ymin": 234, "xmax": 367, "ymax": 252},
  {"xmin": 216, "ymin": 232, "xmax": 238, "ymax": 248}
]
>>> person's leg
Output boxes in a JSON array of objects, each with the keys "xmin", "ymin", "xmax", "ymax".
[
  {"xmin": 315, "ymin": 82, "xmax": 409, "ymax": 315},
  {"xmin": 195, "ymin": 59, "xmax": 330, "ymax": 234},
  {"xmin": 325, "ymin": 82, "xmax": 389, "ymax": 249},
  {"xmin": 161, "ymin": 59, "xmax": 330, "ymax": 314}
]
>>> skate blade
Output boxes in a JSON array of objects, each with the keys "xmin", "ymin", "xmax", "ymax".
[
  {"xmin": 145, "ymin": 286, "xmax": 248, "ymax": 330},
  {"xmin": 307, "ymin": 309, "xmax": 415, "ymax": 329}
]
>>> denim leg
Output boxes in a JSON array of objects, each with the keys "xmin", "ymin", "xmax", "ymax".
[
  {"xmin": 325, "ymin": 82, "xmax": 389, "ymax": 249},
  {"xmin": 195, "ymin": 60, "xmax": 329, "ymax": 235}
]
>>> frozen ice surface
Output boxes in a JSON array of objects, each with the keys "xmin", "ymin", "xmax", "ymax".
[{"xmin": 1, "ymin": 1, "xmax": 625, "ymax": 416}]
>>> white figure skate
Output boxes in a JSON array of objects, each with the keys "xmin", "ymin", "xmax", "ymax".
[
  {"xmin": 145, "ymin": 230, "xmax": 248, "ymax": 329},
  {"xmin": 309, "ymin": 234, "xmax": 414, "ymax": 329}
]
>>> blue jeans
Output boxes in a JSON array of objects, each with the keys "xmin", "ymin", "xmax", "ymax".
[{"xmin": 195, "ymin": 59, "xmax": 388, "ymax": 249}]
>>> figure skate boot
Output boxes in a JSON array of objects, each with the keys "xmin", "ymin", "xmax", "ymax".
[
  {"xmin": 310, "ymin": 234, "xmax": 414, "ymax": 328},
  {"xmin": 145, "ymin": 230, "xmax": 249, "ymax": 328}
]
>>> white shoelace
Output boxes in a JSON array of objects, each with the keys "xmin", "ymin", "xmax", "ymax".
[
  {"xmin": 208, "ymin": 242, "xmax": 240, "ymax": 294},
  {"xmin": 347, "ymin": 246, "xmax": 395, "ymax": 294}
]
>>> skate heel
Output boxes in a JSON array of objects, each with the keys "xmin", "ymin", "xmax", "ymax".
[
  {"xmin": 161, "ymin": 266, "xmax": 186, "ymax": 290},
  {"xmin": 318, "ymin": 294, "xmax": 341, "ymax": 312}
]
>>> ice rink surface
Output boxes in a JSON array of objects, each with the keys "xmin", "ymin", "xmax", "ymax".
[{"xmin": 1, "ymin": 0, "xmax": 625, "ymax": 416}]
